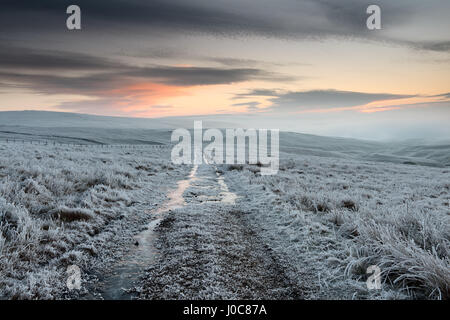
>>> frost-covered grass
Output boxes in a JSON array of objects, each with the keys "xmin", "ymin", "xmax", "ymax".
[
  {"xmin": 0, "ymin": 142, "xmax": 187, "ymax": 299},
  {"xmin": 1, "ymin": 138, "xmax": 448, "ymax": 300},
  {"xmin": 223, "ymin": 154, "xmax": 450, "ymax": 299}
]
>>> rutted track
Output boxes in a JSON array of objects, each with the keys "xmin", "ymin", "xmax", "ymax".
[
  {"xmin": 89, "ymin": 165, "xmax": 198, "ymax": 299},
  {"xmin": 84, "ymin": 160, "xmax": 303, "ymax": 299},
  {"xmin": 134, "ymin": 164, "xmax": 303, "ymax": 299}
]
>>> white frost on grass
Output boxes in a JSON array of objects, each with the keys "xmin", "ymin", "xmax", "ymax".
[
  {"xmin": 0, "ymin": 142, "xmax": 188, "ymax": 299},
  {"xmin": 222, "ymin": 154, "xmax": 449, "ymax": 299}
]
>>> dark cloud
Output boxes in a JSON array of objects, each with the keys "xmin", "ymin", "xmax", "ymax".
[
  {"xmin": 1, "ymin": 0, "xmax": 448, "ymax": 52},
  {"xmin": 128, "ymin": 66, "xmax": 271, "ymax": 86},
  {"xmin": 208, "ymin": 58, "xmax": 265, "ymax": 67},
  {"xmin": 0, "ymin": 45, "xmax": 126, "ymax": 71},
  {"xmin": 0, "ymin": 67, "xmax": 266, "ymax": 95},
  {"xmin": 432, "ymin": 92, "xmax": 450, "ymax": 99},
  {"xmin": 263, "ymin": 90, "xmax": 415, "ymax": 112},
  {"xmin": 0, "ymin": 46, "xmax": 285, "ymax": 96},
  {"xmin": 0, "ymin": 66, "xmax": 275, "ymax": 94},
  {"xmin": 206, "ymin": 57, "xmax": 291, "ymax": 68},
  {"xmin": 236, "ymin": 89, "xmax": 280, "ymax": 97},
  {"xmin": 417, "ymin": 41, "xmax": 450, "ymax": 53},
  {"xmin": 232, "ymin": 101, "xmax": 260, "ymax": 107},
  {"xmin": 0, "ymin": 70, "xmax": 124, "ymax": 95},
  {"xmin": 0, "ymin": 0, "xmax": 276, "ymax": 36}
]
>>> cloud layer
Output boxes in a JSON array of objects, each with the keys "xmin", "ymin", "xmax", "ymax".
[
  {"xmin": 265, "ymin": 90, "xmax": 415, "ymax": 112},
  {"xmin": 1, "ymin": 0, "xmax": 449, "ymax": 51}
]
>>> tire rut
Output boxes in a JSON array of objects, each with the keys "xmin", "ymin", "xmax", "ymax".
[{"xmin": 135, "ymin": 164, "xmax": 303, "ymax": 299}]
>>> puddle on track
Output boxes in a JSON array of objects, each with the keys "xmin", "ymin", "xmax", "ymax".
[
  {"xmin": 97, "ymin": 165, "xmax": 198, "ymax": 300},
  {"xmin": 95, "ymin": 163, "xmax": 238, "ymax": 299},
  {"xmin": 217, "ymin": 174, "xmax": 238, "ymax": 204}
]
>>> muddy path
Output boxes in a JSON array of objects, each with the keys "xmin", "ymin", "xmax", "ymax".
[
  {"xmin": 87, "ymin": 160, "xmax": 302, "ymax": 299},
  {"xmin": 87, "ymin": 165, "xmax": 198, "ymax": 299},
  {"xmin": 133, "ymin": 164, "xmax": 303, "ymax": 299}
]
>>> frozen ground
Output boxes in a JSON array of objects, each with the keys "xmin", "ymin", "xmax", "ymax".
[
  {"xmin": 220, "ymin": 154, "xmax": 450, "ymax": 299},
  {"xmin": 130, "ymin": 153, "xmax": 449, "ymax": 300},
  {"xmin": 0, "ymin": 142, "xmax": 189, "ymax": 299},
  {"xmin": 0, "ymin": 117, "xmax": 449, "ymax": 300},
  {"xmin": 134, "ymin": 164, "xmax": 304, "ymax": 299}
]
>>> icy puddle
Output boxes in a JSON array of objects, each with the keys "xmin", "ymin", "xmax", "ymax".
[
  {"xmin": 217, "ymin": 174, "xmax": 238, "ymax": 204},
  {"xmin": 97, "ymin": 165, "xmax": 198, "ymax": 299},
  {"xmin": 97, "ymin": 163, "xmax": 237, "ymax": 299}
]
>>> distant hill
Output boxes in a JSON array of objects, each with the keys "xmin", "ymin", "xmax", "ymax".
[
  {"xmin": 0, "ymin": 110, "xmax": 232, "ymax": 129},
  {"xmin": 0, "ymin": 110, "xmax": 449, "ymax": 167},
  {"xmin": 279, "ymin": 132, "xmax": 450, "ymax": 167}
]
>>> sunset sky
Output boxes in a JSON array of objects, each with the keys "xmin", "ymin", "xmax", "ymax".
[{"xmin": 0, "ymin": 0, "xmax": 449, "ymax": 140}]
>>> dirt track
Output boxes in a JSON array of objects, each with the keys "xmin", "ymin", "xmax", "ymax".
[{"xmin": 134, "ymin": 164, "xmax": 303, "ymax": 299}]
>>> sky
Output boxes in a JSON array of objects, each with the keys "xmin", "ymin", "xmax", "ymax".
[{"xmin": 0, "ymin": 0, "xmax": 449, "ymax": 140}]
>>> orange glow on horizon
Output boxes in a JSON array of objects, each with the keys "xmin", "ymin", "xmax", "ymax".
[{"xmin": 105, "ymin": 82, "xmax": 192, "ymax": 115}]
